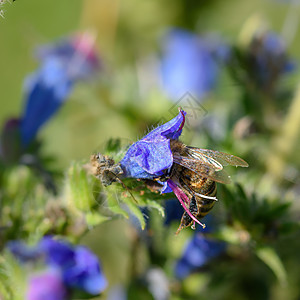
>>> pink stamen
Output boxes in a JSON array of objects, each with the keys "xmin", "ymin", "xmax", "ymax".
[
  {"xmin": 68, "ymin": 30, "xmax": 99, "ymax": 78},
  {"xmin": 73, "ymin": 31, "xmax": 98, "ymax": 63},
  {"xmin": 167, "ymin": 179, "xmax": 206, "ymax": 229},
  {"xmin": 178, "ymin": 107, "xmax": 185, "ymax": 132}
]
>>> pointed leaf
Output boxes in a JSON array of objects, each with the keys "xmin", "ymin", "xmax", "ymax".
[
  {"xmin": 85, "ymin": 212, "xmax": 110, "ymax": 227},
  {"xmin": 256, "ymin": 246, "xmax": 287, "ymax": 286},
  {"xmin": 145, "ymin": 200, "xmax": 165, "ymax": 217},
  {"xmin": 122, "ymin": 196, "xmax": 146, "ymax": 230}
]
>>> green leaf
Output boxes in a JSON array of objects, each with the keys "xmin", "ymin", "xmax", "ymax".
[
  {"xmin": 0, "ymin": 261, "xmax": 10, "ymax": 300},
  {"xmin": 144, "ymin": 199, "xmax": 165, "ymax": 218},
  {"xmin": 85, "ymin": 212, "xmax": 109, "ymax": 227},
  {"xmin": 122, "ymin": 196, "xmax": 146, "ymax": 230},
  {"xmin": 65, "ymin": 162, "xmax": 95, "ymax": 212},
  {"xmin": 1, "ymin": 252, "xmax": 27, "ymax": 300},
  {"xmin": 105, "ymin": 186, "xmax": 130, "ymax": 219},
  {"xmin": 256, "ymin": 246, "xmax": 287, "ymax": 286}
]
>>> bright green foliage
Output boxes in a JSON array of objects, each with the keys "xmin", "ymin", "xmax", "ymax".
[{"xmin": 1, "ymin": 1, "xmax": 300, "ymax": 299}]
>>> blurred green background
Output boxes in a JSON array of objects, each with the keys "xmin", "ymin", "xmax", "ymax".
[
  {"xmin": 1, "ymin": 0, "xmax": 299, "ymax": 167},
  {"xmin": 1, "ymin": 1, "xmax": 300, "ymax": 299}
]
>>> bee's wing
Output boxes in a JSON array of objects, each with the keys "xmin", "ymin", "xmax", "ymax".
[
  {"xmin": 173, "ymin": 154, "xmax": 231, "ymax": 184},
  {"xmin": 186, "ymin": 147, "xmax": 249, "ymax": 168}
]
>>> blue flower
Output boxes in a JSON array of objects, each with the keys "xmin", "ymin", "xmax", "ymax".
[
  {"xmin": 26, "ymin": 269, "xmax": 67, "ymax": 300},
  {"xmin": 160, "ymin": 29, "xmax": 220, "ymax": 100},
  {"xmin": 39, "ymin": 237, "xmax": 107, "ymax": 295},
  {"xmin": 21, "ymin": 58, "xmax": 72, "ymax": 146},
  {"xmin": 38, "ymin": 236, "xmax": 76, "ymax": 268},
  {"xmin": 20, "ymin": 32, "xmax": 99, "ymax": 147},
  {"xmin": 7, "ymin": 240, "xmax": 42, "ymax": 263},
  {"xmin": 63, "ymin": 246, "xmax": 107, "ymax": 295},
  {"xmin": 175, "ymin": 234, "xmax": 226, "ymax": 280},
  {"xmin": 8, "ymin": 236, "xmax": 107, "ymax": 296},
  {"xmin": 107, "ymin": 284, "xmax": 127, "ymax": 300},
  {"xmin": 36, "ymin": 32, "xmax": 100, "ymax": 82},
  {"xmin": 120, "ymin": 109, "xmax": 186, "ymax": 179}
]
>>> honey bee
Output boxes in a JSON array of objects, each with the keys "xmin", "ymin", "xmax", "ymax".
[
  {"xmin": 159, "ymin": 139, "xmax": 248, "ymax": 233},
  {"xmin": 90, "ymin": 140, "xmax": 248, "ymax": 233},
  {"xmin": 90, "ymin": 153, "xmax": 140, "ymax": 202}
]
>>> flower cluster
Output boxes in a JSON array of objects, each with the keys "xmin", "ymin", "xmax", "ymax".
[
  {"xmin": 21, "ymin": 31, "xmax": 100, "ymax": 147},
  {"xmin": 0, "ymin": 32, "xmax": 100, "ymax": 165},
  {"xmin": 160, "ymin": 29, "xmax": 226, "ymax": 100},
  {"xmin": 8, "ymin": 236, "xmax": 107, "ymax": 300},
  {"xmin": 175, "ymin": 234, "xmax": 226, "ymax": 279}
]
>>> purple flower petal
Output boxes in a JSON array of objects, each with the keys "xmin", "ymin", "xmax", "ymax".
[
  {"xmin": 39, "ymin": 237, "xmax": 107, "ymax": 295},
  {"xmin": 63, "ymin": 246, "xmax": 107, "ymax": 295},
  {"xmin": 7, "ymin": 240, "xmax": 42, "ymax": 263},
  {"xmin": 26, "ymin": 269, "xmax": 67, "ymax": 300},
  {"xmin": 8, "ymin": 237, "xmax": 107, "ymax": 296},
  {"xmin": 38, "ymin": 236, "xmax": 75, "ymax": 269},
  {"xmin": 120, "ymin": 109, "xmax": 186, "ymax": 179}
]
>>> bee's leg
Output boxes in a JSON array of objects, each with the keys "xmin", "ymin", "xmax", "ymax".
[
  {"xmin": 167, "ymin": 179, "xmax": 206, "ymax": 229},
  {"xmin": 195, "ymin": 192, "xmax": 218, "ymax": 201}
]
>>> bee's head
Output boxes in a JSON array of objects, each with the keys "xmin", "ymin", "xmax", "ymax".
[
  {"xmin": 95, "ymin": 153, "xmax": 115, "ymax": 167},
  {"xmin": 90, "ymin": 153, "xmax": 124, "ymax": 186}
]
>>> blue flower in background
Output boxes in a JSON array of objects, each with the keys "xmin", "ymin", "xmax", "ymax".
[
  {"xmin": 63, "ymin": 246, "xmax": 107, "ymax": 295},
  {"xmin": 26, "ymin": 269, "xmax": 67, "ymax": 300},
  {"xmin": 39, "ymin": 236, "xmax": 76, "ymax": 268},
  {"xmin": 20, "ymin": 32, "xmax": 100, "ymax": 147},
  {"xmin": 39, "ymin": 237, "xmax": 107, "ymax": 295},
  {"xmin": 175, "ymin": 234, "xmax": 226, "ymax": 280},
  {"xmin": 120, "ymin": 108, "xmax": 186, "ymax": 179},
  {"xmin": 7, "ymin": 240, "xmax": 42, "ymax": 263},
  {"xmin": 35, "ymin": 32, "xmax": 100, "ymax": 82},
  {"xmin": 8, "ymin": 236, "xmax": 107, "ymax": 297},
  {"xmin": 160, "ymin": 29, "xmax": 220, "ymax": 100},
  {"xmin": 164, "ymin": 199, "xmax": 184, "ymax": 225},
  {"xmin": 21, "ymin": 58, "xmax": 73, "ymax": 147}
]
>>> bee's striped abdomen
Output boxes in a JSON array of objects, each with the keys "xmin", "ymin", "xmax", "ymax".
[
  {"xmin": 175, "ymin": 166, "xmax": 218, "ymax": 232},
  {"xmin": 195, "ymin": 180, "xmax": 217, "ymax": 218}
]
